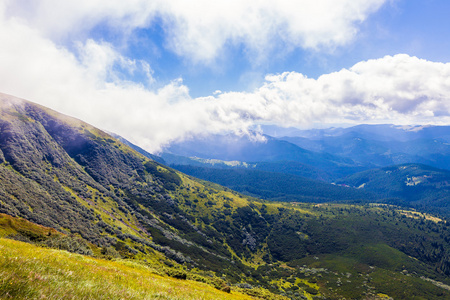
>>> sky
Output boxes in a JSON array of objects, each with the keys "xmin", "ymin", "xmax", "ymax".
[{"xmin": 1, "ymin": 0, "xmax": 450, "ymax": 152}]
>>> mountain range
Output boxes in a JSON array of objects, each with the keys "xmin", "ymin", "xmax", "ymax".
[
  {"xmin": 163, "ymin": 124, "xmax": 450, "ymax": 175},
  {"xmin": 2, "ymin": 92, "xmax": 450, "ymax": 299},
  {"xmin": 279, "ymin": 124, "xmax": 450, "ymax": 171}
]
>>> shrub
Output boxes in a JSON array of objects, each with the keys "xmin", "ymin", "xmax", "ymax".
[
  {"xmin": 43, "ymin": 235, "xmax": 93, "ymax": 256},
  {"xmin": 101, "ymin": 246, "xmax": 121, "ymax": 259},
  {"xmin": 164, "ymin": 268, "xmax": 187, "ymax": 279}
]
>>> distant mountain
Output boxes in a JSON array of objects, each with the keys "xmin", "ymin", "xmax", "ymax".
[
  {"xmin": 279, "ymin": 124, "xmax": 450, "ymax": 170},
  {"xmin": 273, "ymin": 124, "xmax": 450, "ymax": 141},
  {"xmin": 162, "ymin": 133, "xmax": 365, "ymax": 180},
  {"xmin": 336, "ymin": 163, "xmax": 450, "ymax": 216},
  {"xmin": 163, "ymin": 125, "xmax": 450, "ymax": 182},
  {"xmin": 164, "ymin": 133, "xmax": 354, "ymax": 165},
  {"xmin": 283, "ymin": 134, "xmax": 450, "ymax": 168},
  {"xmin": 258, "ymin": 124, "xmax": 309, "ymax": 137}
]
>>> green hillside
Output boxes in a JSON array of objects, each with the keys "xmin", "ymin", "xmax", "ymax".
[
  {"xmin": 171, "ymin": 164, "xmax": 374, "ymax": 202},
  {"xmin": 336, "ymin": 163, "xmax": 450, "ymax": 217},
  {"xmin": 3, "ymin": 202, "xmax": 450, "ymax": 299},
  {"xmin": 2, "ymin": 93, "xmax": 450, "ymax": 299}
]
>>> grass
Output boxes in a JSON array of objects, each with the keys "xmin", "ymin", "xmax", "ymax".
[
  {"xmin": 0, "ymin": 238, "xmax": 253, "ymax": 300},
  {"xmin": 0, "ymin": 213, "xmax": 61, "ymax": 238}
]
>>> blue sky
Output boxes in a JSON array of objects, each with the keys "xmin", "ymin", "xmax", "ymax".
[
  {"xmin": 1, "ymin": 0, "xmax": 450, "ymax": 152},
  {"xmin": 107, "ymin": 0, "xmax": 450, "ymax": 97}
]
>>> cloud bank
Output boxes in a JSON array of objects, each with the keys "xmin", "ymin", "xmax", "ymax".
[{"xmin": 1, "ymin": 1, "xmax": 450, "ymax": 153}]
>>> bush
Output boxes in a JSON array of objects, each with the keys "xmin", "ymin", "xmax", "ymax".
[
  {"xmin": 164, "ymin": 268, "xmax": 187, "ymax": 279},
  {"xmin": 144, "ymin": 162, "xmax": 182, "ymax": 190},
  {"xmin": 304, "ymin": 286, "xmax": 318, "ymax": 295},
  {"xmin": 101, "ymin": 246, "xmax": 121, "ymax": 259},
  {"xmin": 43, "ymin": 235, "xmax": 93, "ymax": 256}
]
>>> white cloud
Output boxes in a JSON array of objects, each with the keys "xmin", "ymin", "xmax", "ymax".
[
  {"xmin": 5, "ymin": 0, "xmax": 388, "ymax": 64},
  {"xmin": 150, "ymin": 0, "xmax": 387, "ymax": 64},
  {"xmin": 232, "ymin": 54, "xmax": 450, "ymax": 126}
]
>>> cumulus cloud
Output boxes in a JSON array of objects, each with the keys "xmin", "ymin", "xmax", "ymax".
[
  {"xmin": 212, "ymin": 54, "xmax": 450, "ymax": 128},
  {"xmin": 1, "ymin": 1, "xmax": 450, "ymax": 153}
]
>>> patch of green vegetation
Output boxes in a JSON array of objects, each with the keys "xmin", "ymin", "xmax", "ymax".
[
  {"xmin": 144, "ymin": 161, "xmax": 182, "ymax": 190},
  {"xmin": 8, "ymin": 111, "xmax": 31, "ymax": 123},
  {"xmin": 171, "ymin": 164, "xmax": 374, "ymax": 202},
  {"xmin": 0, "ymin": 213, "xmax": 62, "ymax": 240}
]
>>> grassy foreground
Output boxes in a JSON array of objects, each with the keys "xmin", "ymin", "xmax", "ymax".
[{"xmin": 0, "ymin": 238, "xmax": 253, "ymax": 300}]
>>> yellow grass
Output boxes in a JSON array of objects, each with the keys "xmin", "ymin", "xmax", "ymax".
[
  {"xmin": 0, "ymin": 238, "xmax": 253, "ymax": 300},
  {"xmin": 399, "ymin": 210, "xmax": 444, "ymax": 223}
]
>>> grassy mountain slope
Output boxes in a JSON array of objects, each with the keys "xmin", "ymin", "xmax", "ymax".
[
  {"xmin": 0, "ymin": 94, "xmax": 249, "ymax": 272},
  {"xmin": 0, "ymin": 238, "xmax": 254, "ymax": 300},
  {"xmin": 4, "ymin": 201, "xmax": 450, "ymax": 299},
  {"xmin": 0, "ymin": 213, "xmax": 281, "ymax": 299},
  {"xmin": 2, "ymin": 93, "xmax": 450, "ymax": 299}
]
